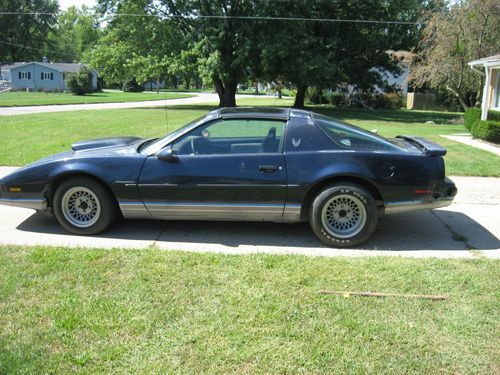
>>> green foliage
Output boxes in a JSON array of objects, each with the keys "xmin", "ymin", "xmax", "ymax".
[
  {"xmin": 410, "ymin": 0, "xmax": 500, "ymax": 110},
  {"xmin": 122, "ymin": 77, "xmax": 144, "ymax": 92},
  {"xmin": 0, "ymin": 0, "xmax": 58, "ymax": 62},
  {"xmin": 488, "ymin": 110, "xmax": 500, "ymax": 121},
  {"xmin": 64, "ymin": 66, "xmax": 93, "ymax": 95},
  {"xmin": 48, "ymin": 5, "xmax": 100, "ymax": 62},
  {"xmin": 366, "ymin": 93, "xmax": 405, "ymax": 110},
  {"xmin": 471, "ymin": 120, "xmax": 500, "ymax": 143},
  {"xmin": 464, "ymin": 108, "xmax": 482, "ymax": 130}
]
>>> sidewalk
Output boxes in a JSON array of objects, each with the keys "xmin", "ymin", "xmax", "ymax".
[{"xmin": 441, "ymin": 134, "xmax": 500, "ymax": 156}]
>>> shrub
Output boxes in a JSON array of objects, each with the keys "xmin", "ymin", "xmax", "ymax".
[
  {"xmin": 471, "ymin": 120, "xmax": 500, "ymax": 143},
  {"xmin": 122, "ymin": 78, "xmax": 144, "ymax": 92},
  {"xmin": 488, "ymin": 110, "xmax": 500, "ymax": 121},
  {"xmin": 365, "ymin": 93, "xmax": 404, "ymax": 109},
  {"xmin": 330, "ymin": 92, "xmax": 347, "ymax": 107},
  {"xmin": 65, "ymin": 66, "xmax": 93, "ymax": 95},
  {"xmin": 464, "ymin": 108, "xmax": 481, "ymax": 130}
]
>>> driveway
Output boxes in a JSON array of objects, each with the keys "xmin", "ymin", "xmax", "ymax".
[
  {"xmin": 0, "ymin": 167, "xmax": 498, "ymax": 258},
  {"xmin": 0, "ymin": 93, "xmax": 278, "ymax": 116}
]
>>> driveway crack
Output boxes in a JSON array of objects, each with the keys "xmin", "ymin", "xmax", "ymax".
[
  {"xmin": 430, "ymin": 210, "xmax": 482, "ymax": 257},
  {"xmin": 149, "ymin": 222, "xmax": 169, "ymax": 248}
]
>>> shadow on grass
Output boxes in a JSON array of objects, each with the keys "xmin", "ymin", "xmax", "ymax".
[{"xmin": 16, "ymin": 209, "xmax": 499, "ymax": 251}]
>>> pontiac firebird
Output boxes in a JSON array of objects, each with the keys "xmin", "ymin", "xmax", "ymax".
[{"xmin": 0, "ymin": 107, "xmax": 457, "ymax": 247}]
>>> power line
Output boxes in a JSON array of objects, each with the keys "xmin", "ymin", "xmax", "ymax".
[
  {"xmin": 0, "ymin": 40, "xmax": 76, "ymax": 58},
  {"xmin": 0, "ymin": 11, "xmax": 418, "ymax": 25}
]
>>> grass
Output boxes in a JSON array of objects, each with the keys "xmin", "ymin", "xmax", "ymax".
[
  {"xmin": 0, "ymin": 97, "xmax": 498, "ymax": 176},
  {"xmin": 0, "ymin": 245, "xmax": 498, "ymax": 374},
  {"xmin": 0, "ymin": 90, "xmax": 192, "ymax": 107}
]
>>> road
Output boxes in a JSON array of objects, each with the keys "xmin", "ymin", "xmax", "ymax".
[
  {"xmin": 0, "ymin": 93, "xmax": 280, "ymax": 116},
  {"xmin": 0, "ymin": 167, "xmax": 498, "ymax": 258}
]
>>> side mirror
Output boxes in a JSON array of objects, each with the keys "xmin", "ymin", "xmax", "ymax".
[{"xmin": 157, "ymin": 145, "xmax": 176, "ymax": 162}]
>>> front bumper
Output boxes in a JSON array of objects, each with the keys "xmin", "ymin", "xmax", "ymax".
[
  {"xmin": 384, "ymin": 177, "xmax": 457, "ymax": 215},
  {"xmin": 0, "ymin": 198, "xmax": 48, "ymax": 210}
]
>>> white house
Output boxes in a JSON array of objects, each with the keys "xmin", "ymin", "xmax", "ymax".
[
  {"xmin": 1, "ymin": 59, "xmax": 98, "ymax": 92},
  {"xmin": 468, "ymin": 54, "xmax": 500, "ymax": 120}
]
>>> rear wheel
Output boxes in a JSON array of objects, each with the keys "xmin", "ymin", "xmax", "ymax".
[
  {"xmin": 310, "ymin": 184, "xmax": 377, "ymax": 247},
  {"xmin": 53, "ymin": 177, "xmax": 116, "ymax": 235}
]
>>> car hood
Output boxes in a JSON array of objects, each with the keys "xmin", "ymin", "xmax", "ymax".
[{"xmin": 71, "ymin": 137, "xmax": 143, "ymax": 152}]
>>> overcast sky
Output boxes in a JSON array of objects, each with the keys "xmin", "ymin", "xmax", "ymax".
[{"xmin": 58, "ymin": 0, "xmax": 97, "ymax": 11}]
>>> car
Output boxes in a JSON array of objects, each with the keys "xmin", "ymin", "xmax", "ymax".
[{"xmin": 0, "ymin": 107, "xmax": 457, "ymax": 247}]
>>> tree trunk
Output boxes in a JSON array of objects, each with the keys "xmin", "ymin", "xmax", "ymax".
[
  {"xmin": 446, "ymin": 84, "xmax": 468, "ymax": 111},
  {"xmin": 156, "ymin": 78, "xmax": 160, "ymax": 94},
  {"xmin": 254, "ymin": 81, "xmax": 259, "ymax": 95},
  {"xmin": 214, "ymin": 76, "xmax": 237, "ymax": 107},
  {"xmin": 185, "ymin": 77, "xmax": 190, "ymax": 90},
  {"xmin": 278, "ymin": 88, "xmax": 282, "ymax": 99},
  {"xmin": 293, "ymin": 85, "xmax": 308, "ymax": 108}
]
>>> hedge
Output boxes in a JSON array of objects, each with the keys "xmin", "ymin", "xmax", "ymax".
[
  {"xmin": 464, "ymin": 108, "xmax": 481, "ymax": 130},
  {"xmin": 471, "ymin": 120, "xmax": 500, "ymax": 143}
]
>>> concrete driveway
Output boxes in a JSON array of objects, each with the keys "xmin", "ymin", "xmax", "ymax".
[
  {"xmin": 0, "ymin": 167, "xmax": 498, "ymax": 258},
  {"xmin": 0, "ymin": 93, "xmax": 280, "ymax": 116}
]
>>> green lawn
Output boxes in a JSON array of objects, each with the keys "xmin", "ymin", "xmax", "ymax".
[
  {"xmin": 0, "ymin": 98, "xmax": 498, "ymax": 176},
  {"xmin": 0, "ymin": 90, "xmax": 192, "ymax": 107},
  {"xmin": 0, "ymin": 245, "xmax": 498, "ymax": 374}
]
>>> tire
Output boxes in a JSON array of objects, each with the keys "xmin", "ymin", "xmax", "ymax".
[
  {"xmin": 53, "ymin": 176, "xmax": 117, "ymax": 235},
  {"xmin": 310, "ymin": 183, "xmax": 378, "ymax": 247}
]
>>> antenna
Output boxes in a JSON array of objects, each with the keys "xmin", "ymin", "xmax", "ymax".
[{"xmin": 165, "ymin": 85, "xmax": 169, "ymax": 134}]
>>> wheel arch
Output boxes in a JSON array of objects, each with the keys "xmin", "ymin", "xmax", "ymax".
[
  {"xmin": 46, "ymin": 171, "xmax": 119, "ymax": 210},
  {"xmin": 300, "ymin": 175, "xmax": 383, "ymax": 220}
]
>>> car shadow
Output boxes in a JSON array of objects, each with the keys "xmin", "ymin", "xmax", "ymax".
[{"xmin": 15, "ymin": 209, "xmax": 499, "ymax": 251}]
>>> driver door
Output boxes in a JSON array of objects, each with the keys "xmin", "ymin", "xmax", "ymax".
[{"xmin": 138, "ymin": 118, "xmax": 287, "ymax": 221}]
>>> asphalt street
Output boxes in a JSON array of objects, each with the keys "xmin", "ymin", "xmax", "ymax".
[{"xmin": 0, "ymin": 167, "xmax": 498, "ymax": 258}]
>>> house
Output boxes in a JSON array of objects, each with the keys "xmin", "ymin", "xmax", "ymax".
[
  {"xmin": 1, "ymin": 59, "xmax": 98, "ymax": 92},
  {"xmin": 468, "ymin": 54, "xmax": 500, "ymax": 120}
]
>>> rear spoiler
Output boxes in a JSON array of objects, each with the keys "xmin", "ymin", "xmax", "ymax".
[{"xmin": 396, "ymin": 135, "xmax": 447, "ymax": 156}]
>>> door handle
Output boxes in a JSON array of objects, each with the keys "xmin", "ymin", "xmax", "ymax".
[{"xmin": 259, "ymin": 165, "xmax": 279, "ymax": 173}]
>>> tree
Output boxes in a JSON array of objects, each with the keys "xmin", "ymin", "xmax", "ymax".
[
  {"xmin": 65, "ymin": 66, "xmax": 93, "ymax": 95},
  {"xmin": 409, "ymin": 0, "xmax": 500, "ymax": 110},
  {"xmin": 258, "ymin": 0, "xmax": 428, "ymax": 108},
  {"xmin": 154, "ymin": 0, "xmax": 262, "ymax": 107},
  {"xmin": 0, "ymin": 0, "xmax": 58, "ymax": 62},
  {"xmin": 48, "ymin": 5, "xmax": 101, "ymax": 62}
]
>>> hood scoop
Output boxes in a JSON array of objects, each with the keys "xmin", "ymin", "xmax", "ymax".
[{"xmin": 71, "ymin": 137, "xmax": 142, "ymax": 152}]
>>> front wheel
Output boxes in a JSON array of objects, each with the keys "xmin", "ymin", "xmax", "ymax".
[
  {"xmin": 53, "ymin": 177, "xmax": 117, "ymax": 235},
  {"xmin": 310, "ymin": 184, "xmax": 378, "ymax": 247}
]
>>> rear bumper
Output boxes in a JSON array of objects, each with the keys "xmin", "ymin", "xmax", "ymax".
[
  {"xmin": 0, "ymin": 198, "xmax": 48, "ymax": 210},
  {"xmin": 384, "ymin": 177, "xmax": 457, "ymax": 215}
]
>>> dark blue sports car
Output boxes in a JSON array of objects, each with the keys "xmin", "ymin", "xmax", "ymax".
[{"xmin": 0, "ymin": 107, "xmax": 456, "ymax": 247}]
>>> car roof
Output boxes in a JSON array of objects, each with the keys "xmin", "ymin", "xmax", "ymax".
[{"xmin": 211, "ymin": 107, "xmax": 311, "ymax": 121}]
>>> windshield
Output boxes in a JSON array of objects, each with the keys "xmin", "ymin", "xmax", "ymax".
[{"xmin": 139, "ymin": 115, "xmax": 207, "ymax": 155}]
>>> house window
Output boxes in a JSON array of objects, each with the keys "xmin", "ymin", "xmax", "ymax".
[
  {"xmin": 41, "ymin": 72, "xmax": 54, "ymax": 80},
  {"xmin": 19, "ymin": 71, "xmax": 31, "ymax": 80}
]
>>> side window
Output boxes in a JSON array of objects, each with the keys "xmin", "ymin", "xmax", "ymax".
[
  {"xmin": 314, "ymin": 114, "xmax": 398, "ymax": 151},
  {"xmin": 172, "ymin": 119, "xmax": 285, "ymax": 155}
]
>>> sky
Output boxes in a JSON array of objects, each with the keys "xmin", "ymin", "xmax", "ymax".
[{"xmin": 58, "ymin": 0, "xmax": 97, "ymax": 11}]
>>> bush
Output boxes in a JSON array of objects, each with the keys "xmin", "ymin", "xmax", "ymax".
[
  {"xmin": 65, "ymin": 66, "xmax": 93, "ymax": 95},
  {"xmin": 365, "ymin": 93, "xmax": 404, "ymax": 109},
  {"xmin": 488, "ymin": 110, "xmax": 500, "ymax": 121},
  {"xmin": 122, "ymin": 78, "xmax": 144, "ymax": 92},
  {"xmin": 471, "ymin": 120, "xmax": 500, "ymax": 143},
  {"xmin": 330, "ymin": 92, "xmax": 347, "ymax": 107},
  {"xmin": 464, "ymin": 108, "xmax": 481, "ymax": 130}
]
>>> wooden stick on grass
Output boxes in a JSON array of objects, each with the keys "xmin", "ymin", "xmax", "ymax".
[{"xmin": 319, "ymin": 290, "xmax": 448, "ymax": 300}]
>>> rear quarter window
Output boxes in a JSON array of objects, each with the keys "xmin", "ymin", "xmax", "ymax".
[{"xmin": 313, "ymin": 114, "xmax": 399, "ymax": 151}]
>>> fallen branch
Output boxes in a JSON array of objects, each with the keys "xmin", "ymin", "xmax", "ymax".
[{"xmin": 319, "ymin": 290, "xmax": 448, "ymax": 301}]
